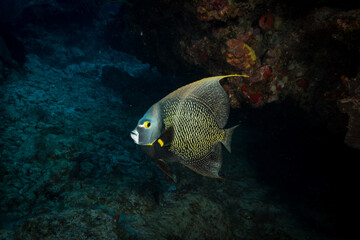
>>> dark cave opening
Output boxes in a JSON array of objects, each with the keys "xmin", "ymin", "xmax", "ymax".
[{"xmin": 229, "ymin": 99, "xmax": 358, "ymax": 237}]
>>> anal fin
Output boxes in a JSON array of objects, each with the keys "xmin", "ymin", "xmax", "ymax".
[{"xmin": 183, "ymin": 143, "xmax": 223, "ymax": 179}]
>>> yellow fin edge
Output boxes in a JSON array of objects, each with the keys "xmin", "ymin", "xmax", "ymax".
[
  {"xmin": 221, "ymin": 74, "xmax": 250, "ymax": 78},
  {"xmin": 200, "ymin": 74, "xmax": 249, "ymax": 82}
]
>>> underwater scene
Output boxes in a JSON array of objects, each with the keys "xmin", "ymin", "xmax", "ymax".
[{"xmin": 1, "ymin": 0, "xmax": 360, "ymax": 239}]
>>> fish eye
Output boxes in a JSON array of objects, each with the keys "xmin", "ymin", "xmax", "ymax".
[{"xmin": 144, "ymin": 121, "xmax": 151, "ymax": 128}]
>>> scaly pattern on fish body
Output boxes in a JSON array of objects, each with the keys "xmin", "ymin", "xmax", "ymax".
[{"xmin": 161, "ymin": 96, "xmax": 225, "ymax": 162}]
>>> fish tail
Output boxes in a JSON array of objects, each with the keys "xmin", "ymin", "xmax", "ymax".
[{"xmin": 221, "ymin": 125, "xmax": 239, "ymax": 153}]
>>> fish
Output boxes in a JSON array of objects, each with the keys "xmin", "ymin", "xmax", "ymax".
[{"xmin": 130, "ymin": 74, "xmax": 248, "ymax": 181}]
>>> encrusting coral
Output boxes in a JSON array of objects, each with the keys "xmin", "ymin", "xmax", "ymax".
[
  {"xmin": 195, "ymin": 0, "xmax": 240, "ymax": 21},
  {"xmin": 224, "ymin": 39, "xmax": 256, "ymax": 70}
]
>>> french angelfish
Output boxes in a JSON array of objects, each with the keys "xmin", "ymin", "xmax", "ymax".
[{"xmin": 130, "ymin": 75, "xmax": 248, "ymax": 181}]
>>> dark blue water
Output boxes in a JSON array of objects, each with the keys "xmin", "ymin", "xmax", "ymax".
[{"xmin": 1, "ymin": 1, "xmax": 358, "ymax": 239}]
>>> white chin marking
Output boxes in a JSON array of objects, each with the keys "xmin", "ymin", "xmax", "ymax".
[{"xmin": 130, "ymin": 130, "xmax": 139, "ymax": 144}]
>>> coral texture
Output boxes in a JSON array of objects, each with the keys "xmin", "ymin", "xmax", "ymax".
[
  {"xmin": 338, "ymin": 74, "xmax": 360, "ymax": 150},
  {"xmin": 225, "ymin": 39, "xmax": 256, "ymax": 69}
]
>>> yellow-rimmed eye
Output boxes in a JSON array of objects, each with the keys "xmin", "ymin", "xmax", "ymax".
[{"xmin": 144, "ymin": 121, "xmax": 151, "ymax": 128}]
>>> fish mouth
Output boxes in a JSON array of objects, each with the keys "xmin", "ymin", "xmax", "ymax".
[{"xmin": 130, "ymin": 129, "xmax": 139, "ymax": 144}]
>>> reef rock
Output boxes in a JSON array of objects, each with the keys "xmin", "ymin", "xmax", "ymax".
[{"xmin": 338, "ymin": 74, "xmax": 360, "ymax": 150}]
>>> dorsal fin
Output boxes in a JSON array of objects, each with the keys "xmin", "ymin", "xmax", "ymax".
[{"xmin": 161, "ymin": 75, "xmax": 248, "ymax": 128}]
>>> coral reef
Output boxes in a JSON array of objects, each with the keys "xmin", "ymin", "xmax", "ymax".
[
  {"xmin": 1, "ymin": 1, "xmax": 359, "ymax": 239},
  {"xmin": 0, "ymin": 44, "xmax": 310, "ymax": 238},
  {"xmin": 108, "ymin": 0, "xmax": 360, "ymax": 148},
  {"xmin": 195, "ymin": 0, "xmax": 240, "ymax": 21},
  {"xmin": 1, "ymin": 10, "xmax": 341, "ymax": 237}
]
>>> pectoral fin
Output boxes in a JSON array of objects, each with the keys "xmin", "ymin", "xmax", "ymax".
[
  {"xmin": 157, "ymin": 126, "xmax": 174, "ymax": 147},
  {"xmin": 154, "ymin": 159, "xmax": 177, "ymax": 182}
]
